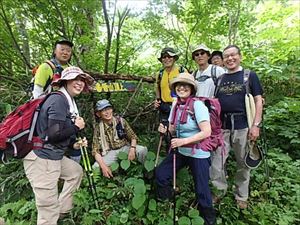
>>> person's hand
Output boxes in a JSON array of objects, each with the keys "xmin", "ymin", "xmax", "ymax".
[
  {"xmin": 170, "ymin": 138, "xmax": 186, "ymax": 149},
  {"xmin": 75, "ymin": 116, "xmax": 85, "ymax": 130},
  {"xmin": 248, "ymin": 126, "xmax": 260, "ymax": 141},
  {"xmin": 73, "ymin": 137, "xmax": 88, "ymax": 149},
  {"xmin": 154, "ymin": 99, "xmax": 161, "ymax": 109},
  {"xmin": 100, "ymin": 163, "xmax": 113, "ymax": 178},
  {"xmin": 158, "ymin": 123, "xmax": 167, "ymax": 134},
  {"xmin": 128, "ymin": 147, "xmax": 136, "ymax": 161}
]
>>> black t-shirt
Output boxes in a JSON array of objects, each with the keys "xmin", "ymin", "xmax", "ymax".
[
  {"xmin": 34, "ymin": 93, "xmax": 78, "ymax": 160},
  {"xmin": 216, "ymin": 69, "xmax": 263, "ymax": 129}
]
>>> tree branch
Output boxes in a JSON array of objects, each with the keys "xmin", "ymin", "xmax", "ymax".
[{"xmin": 0, "ymin": 2, "xmax": 31, "ymax": 69}]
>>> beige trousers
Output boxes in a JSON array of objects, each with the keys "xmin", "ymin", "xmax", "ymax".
[
  {"xmin": 93, "ymin": 144, "xmax": 148, "ymax": 168},
  {"xmin": 210, "ymin": 128, "xmax": 251, "ymax": 201},
  {"xmin": 23, "ymin": 151, "xmax": 83, "ymax": 225}
]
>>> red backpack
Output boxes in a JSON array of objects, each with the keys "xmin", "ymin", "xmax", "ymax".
[
  {"xmin": 0, "ymin": 92, "xmax": 63, "ymax": 161},
  {"xmin": 170, "ymin": 96, "xmax": 224, "ymax": 152}
]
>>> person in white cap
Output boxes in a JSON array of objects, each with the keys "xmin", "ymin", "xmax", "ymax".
[
  {"xmin": 192, "ymin": 44, "xmax": 225, "ymax": 98},
  {"xmin": 156, "ymin": 73, "xmax": 216, "ymax": 225},
  {"xmin": 213, "ymin": 45, "xmax": 263, "ymax": 209},
  {"xmin": 32, "ymin": 39, "xmax": 74, "ymax": 99},
  {"xmin": 23, "ymin": 66, "xmax": 94, "ymax": 225},
  {"xmin": 92, "ymin": 99, "xmax": 148, "ymax": 178}
]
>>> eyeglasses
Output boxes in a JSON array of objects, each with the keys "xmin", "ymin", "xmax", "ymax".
[
  {"xmin": 193, "ymin": 51, "xmax": 206, "ymax": 57},
  {"xmin": 223, "ymin": 52, "xmax": 239, "ymax": 59},
  {"xmin": 212, "ymin": 56, "xmax": 222, "ymax": 60},
  {"xmin": 161, "ymin": 55, "xmax": 173, "ymax": 59}
]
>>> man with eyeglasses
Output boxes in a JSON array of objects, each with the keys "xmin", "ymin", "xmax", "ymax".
[
  {"xmin": 32, "ymin": 40, "xmax": 73, "ymax": 99},
  {"xmin": 192, "ymin": 44, "xmax": 225, "ymax": 98},
  {"xmin": 212, "ymin": 45, "xmax": 263, "ymax": 209},
  {"xmin": 155, "ymin": 47, "xmax": 186, "ymax": 123},
  {"xmin": 209, "ymin": 50, "xmax": 225, "ymax": 69}
]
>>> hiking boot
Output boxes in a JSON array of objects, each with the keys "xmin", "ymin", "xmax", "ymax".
[
  {"xmin": 156, "ymin": 185, "xmax": 174, "ymax": 201},
  {"xmin": 236, "ymin": 200, "xmax": 248, "ymax": 209},
  {"xmin": 198, "ymin": 206, "xmax": 216, "ymax": 225},
  {"xmin": 57, "ymin": 213, "xmax": 75, "ymax": 225}
]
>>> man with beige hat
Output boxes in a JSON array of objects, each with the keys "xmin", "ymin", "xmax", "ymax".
[{"xmin": 192, "ymin": 44, "xmax": 225, "ymax": 98}]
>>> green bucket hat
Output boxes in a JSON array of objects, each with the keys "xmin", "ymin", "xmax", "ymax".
[{"xmin": 158, "ymin": 47, "xmax": 180, "ymax": 62}]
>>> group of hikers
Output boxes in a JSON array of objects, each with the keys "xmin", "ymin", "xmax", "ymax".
[{"xmin": 23, "ymin": 39, "xmax": 263, "ymax": 225}]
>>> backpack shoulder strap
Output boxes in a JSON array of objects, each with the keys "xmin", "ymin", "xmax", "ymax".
[
  {"xmin": 211, "ymin": 65, "xmax": 217, "ymax": 85},
  {"xmin": 179, "ymin": 66, "xmax": 185, "ymax": 73},
  {"xmin": 157, "ymin": 68, "xmax": 165, "ymax": 99},
  {"xmin": 45, "ymin": 60, "xmax": 56, "ymax": 72},
  {"xmin": 115, "ymin": 115, "xmax": 124, "ymax": 127},
  {"xmin": 243, "ymin": 69, "xmax": 251, "ymax": 95},
  {"xmin": 214, "ymin": 73, "xmax": 225, "ymax": 97},
  {"xmin": 187, "ymin": 97, "xmax": 198, "ymax": 120},
  {"xmin": 192, "ymin": 70, "xmax": 197, "ymax": 78},
  {"xmin": 158, "ymin": 68, "xmax": 164, "ymax": 83}
]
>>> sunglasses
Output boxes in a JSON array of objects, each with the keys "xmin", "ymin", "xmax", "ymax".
[
  {"xmin": 175, "ymin": 83, "xmax": 191, "ymax": 88},
  {"xmin": 161, "ymin": 54, "xmax": 174, "ymax": 59},
  {"xmin": 193, "ymin": 51, "xmax": 207, "ymax": 57}
]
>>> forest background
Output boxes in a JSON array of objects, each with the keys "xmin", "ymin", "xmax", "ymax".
[{"xmin": 0, "ymin": 0, "xmax": 299, "ymax": 224}]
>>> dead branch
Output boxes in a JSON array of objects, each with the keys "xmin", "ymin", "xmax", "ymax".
[{"xmin": 121, "ymin": 78, "xmax": 143, "ymax": 117}]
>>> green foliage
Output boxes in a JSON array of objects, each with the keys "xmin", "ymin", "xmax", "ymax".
[
  {"xmin": 0, "ymin": 0, "xmax": 299, "ymax": 224},
  {"xmin": 264, "ymin": 97, "xmax": 300, "ymax": 158}
]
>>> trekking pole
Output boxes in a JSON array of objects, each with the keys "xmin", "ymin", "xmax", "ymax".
[
  {"xmin": 79, "ymin": 138, "xmax": 100, "ymax": 209},
  {"xmin": 173, "ymin": 148, "xmax": 177, "ymax": 225},
  {"xmin": 155, "ymin": 119, "xmax": 169, "ymax": 167},
  {"xmin": 155, "ymin": 134, "xmax": 163, "ymax": 168}
]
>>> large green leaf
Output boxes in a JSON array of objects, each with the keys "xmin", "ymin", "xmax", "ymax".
[
  {"xmin": 148, "ymin": 199, "xmax": 157, "ymax": 211},
  {"xmin": 188, "ymin": 208, "xmax": 199, "ymax": 218},
  {"xmin": 110, "ymin": 162, "xmax": 119, "ymax": 172},
  {"xmin": 120, "ymin": 159, "xmax": 130, "ymax": 170},
  {"xmin": 134, "ymin": 182, "xmax": 146, "ymax": 195},
  {"xmin": 132, "ymin": 194, "xmax": 146, "ymax": 210},
  {"xmin": 146, "ymin": 151, "xmax": 156, "ymax": 160},
  {"xmin": 178, "ymin": 216, "xmax": 191, "ymax": 225},
  {"xmin": 191, "ymin": 217, "xmax": 204, "ymax": 225},
  {"xmin": 118, "ymin": 151, "xmax": 128, "ymax": 160},
  {"xmin": 144, "ymin": 160, "xmax": 155, "ymax": 172},
  {"xmin": 120, "ymin": 213, "xmax": 128, "ymax": 224}
]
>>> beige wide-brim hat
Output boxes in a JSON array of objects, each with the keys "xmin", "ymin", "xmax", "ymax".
[
  {"xmin": 52, "ymin": 66, "xmax": 95, "ymax": 90},
  {"xmin": 244, "ymin": 141, "xmax": 263, "ymax": 169},
  {"xmin": 169, "ymin": 72, "xmax": 198, "ymax": 94},
  {"xmin": 192, "ymin": 44, "xmax": 211, "ymax": 59},
  {"xmin": 192, "ymin": 44, "xmax": 210, "ymax": 54}
]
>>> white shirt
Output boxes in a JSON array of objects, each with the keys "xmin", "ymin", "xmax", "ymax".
[{"xmin": 194, "ymin": 64, "xmax": 226, "ymax": 97}]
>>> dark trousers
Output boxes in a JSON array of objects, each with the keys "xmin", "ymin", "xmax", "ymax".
[{"xmin": 155, "ymin": 152, "xmax": 213, "ymax": 208}]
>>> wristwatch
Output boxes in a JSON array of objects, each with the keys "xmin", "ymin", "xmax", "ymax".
[{"xmin": 253, "ymin": 122, "xmax": 262, "ymax": 128}]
